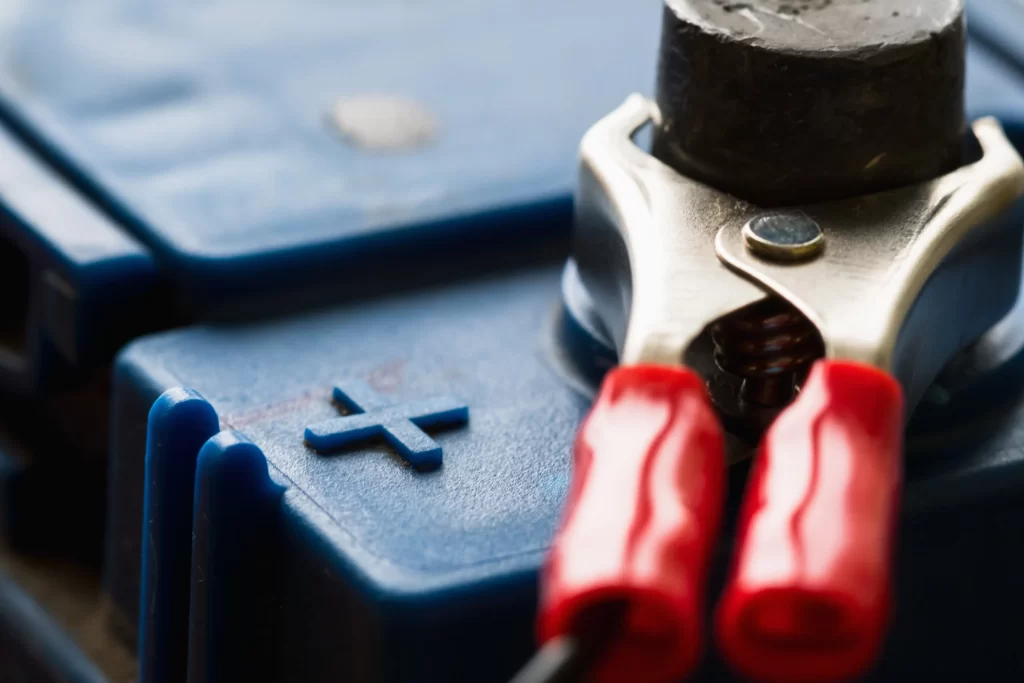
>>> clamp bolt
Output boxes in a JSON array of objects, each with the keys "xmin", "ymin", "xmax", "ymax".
[{"xmin": 743, "ymin": 212, "xmax": 824, "ymax": 263}]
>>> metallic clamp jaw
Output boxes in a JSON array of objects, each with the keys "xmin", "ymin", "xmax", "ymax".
[{"xmin": 574, "ymin": 94, "xmax": 1024, "ymax": 413}]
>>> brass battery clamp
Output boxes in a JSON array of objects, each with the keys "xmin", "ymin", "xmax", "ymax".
[{"xmin": 515, "ymin": 2, "xmax": 1024, "ymax": 682}]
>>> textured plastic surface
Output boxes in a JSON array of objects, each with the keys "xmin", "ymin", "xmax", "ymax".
[
  {"xmin": 717, "ymin": 362, "xmax": 904, "ymax": 683},
  {"xmin": 304, "ymin": 382, "xmax": 469, "ymax": 472},
  {"xmin": 95, "ymin": 33, "xmax": 1024, "ymax": 683},
  {"xmin": 0, "ymin": 0, "xmax": 659, "ymax": 311},
  {"xmin": 137, "ymin": 389, "xmax": 220, "ymax": 683},
  {"xmin": 111, "ymin": 269, "xmax": 1024, "ymax": 683},
  {"xmin": 0, "ymin": 122, "xmax": 157, "ymax": 394},
  {"xmin": 539, "ymin": 365, "xmax": 725, "ymax": 683},
  {"xmin": 0, "ymin": 6, "xmax": 1022, "ymax": 683},
  {"xmin": 118, "ymin": 265, "xmax": 584, "ymax": 682}
]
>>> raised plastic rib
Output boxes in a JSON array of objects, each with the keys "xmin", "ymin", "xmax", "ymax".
[
  {"xmin": 538, "ymin": 365, "xmax": 726, "ymax": 683},
  {"xmin": 716, "ymin": 360, "xmax": 904, "ymax": 683}
]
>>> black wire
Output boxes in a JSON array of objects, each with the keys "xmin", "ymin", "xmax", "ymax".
[
  {"xmin": 508, "ymin": 637, "xmax": 585, "ymax": 683},
  {"xmin": 508, "ymin": 600, "xmax": 629, "ymax": 683}
]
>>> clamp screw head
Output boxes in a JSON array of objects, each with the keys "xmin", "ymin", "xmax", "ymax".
[{"xmin": 743, "ymin": 213, "xmax": 824, "ymax": 263}]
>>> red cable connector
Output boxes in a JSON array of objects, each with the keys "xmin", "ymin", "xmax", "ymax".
[
  {"xmin": 538, "ymin": 365, "xmax": 726, "ymax": 683},
  {"xmin": 716, "ymin": 360, "xmax": 904, "ymax": 683}
]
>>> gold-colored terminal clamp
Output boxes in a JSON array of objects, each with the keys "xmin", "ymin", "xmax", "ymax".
[{"xmin": 572, "ymin": 95, "xmax": 1024, "ymax": 438}]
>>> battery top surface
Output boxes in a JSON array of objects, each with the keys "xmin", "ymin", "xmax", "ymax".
[{"xmin": 0, "ymin": 0, "xmax": 659, "ymax": 276}]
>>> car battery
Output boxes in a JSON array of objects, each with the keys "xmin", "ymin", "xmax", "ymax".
[
  {"xmin": 117, "ymin": 27, "xmax": 1024, "ymax": 683},
  {"xmin": 0, "ymin": 0, "xmax": 660, "ymax": 560},
  {"xmin": 0, "ymin": 0, "xmax": 660, "ymax": 397},
  {"xmin": 2, "ymin": 2, "xmax": 1024, "ymax": 683}
]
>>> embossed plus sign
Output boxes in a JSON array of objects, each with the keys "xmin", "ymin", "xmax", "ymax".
[{"xmin": 304, "ymin": 380, "xmax": 468, "ymax": 472}]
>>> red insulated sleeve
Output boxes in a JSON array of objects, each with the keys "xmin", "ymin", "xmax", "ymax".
[
  {"xmin": 716, "ymin": 360, "xmax": 904, "ymax": 683},
  {"xmin": 538, "ymin": 365, "xmax": 726, "ymax": 683}
]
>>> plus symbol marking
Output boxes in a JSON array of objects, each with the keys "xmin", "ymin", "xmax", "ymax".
[{"xmin": 304, "ymin": 380, "xmax": 468, "ymax": 472}]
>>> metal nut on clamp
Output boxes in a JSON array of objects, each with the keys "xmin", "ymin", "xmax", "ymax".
[
  {"xmin": 525, "ymin": 3, "xmax": 1024, "ymax": 683},
  {"xmin": 717, "ymin": 116, "xmax": 1024, "ymax": 402},
  {"xmin": 742, "ymin": 212, "xmax": 825, "ymax": 263},
  {"xmin": 574, "ymin": 96, "xmax": 1024, "ymax": 427},
  {"xmin": 550, "ymin": 92, "xmax": 1024, "ymax": 683}
]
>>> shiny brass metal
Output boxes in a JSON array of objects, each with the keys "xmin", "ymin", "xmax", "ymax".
[
  {"xmin": 717, "ymin": 117, "xmax": 1024, "ymax": 370},
  {"xmin": 572, "ymin": 95, "xmax": 1024, "ymax": 416}
]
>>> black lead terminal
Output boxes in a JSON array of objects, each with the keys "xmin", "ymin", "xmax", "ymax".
[{"xmin": 654, "ymin": 0, "xmax": 965, "ymax": 206}]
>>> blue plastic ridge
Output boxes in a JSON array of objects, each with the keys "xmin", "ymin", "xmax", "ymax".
[{"xmin": 137, "ymin": 388, "xmax": 220, "ymax": 683}]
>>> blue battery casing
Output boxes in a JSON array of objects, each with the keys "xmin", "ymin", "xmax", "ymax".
[
  {"xmin": 121, "ymin": 260, "xmax": 1024, "ymax": 683},
  {"xmin": 103, "ymin": 44, "xmax": 1024, "ymax": 682},
  {"xmin": 970, "ymin": 0, "xmax": 1024, "ymax": 78},
  {"xmin": 0, "ymin": 123, "xmax": 158, "ymax": 394},
  {"xmin": 1, "ymin": 2, "xmax": 1024, "ymax": 683},
  {"xmin": 0, "ymin": 0, "xmax": 659, "ymax": 396},
  {"xmin": 0, "ymin": 0, "xmax": 657, "ymax": 578}
]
